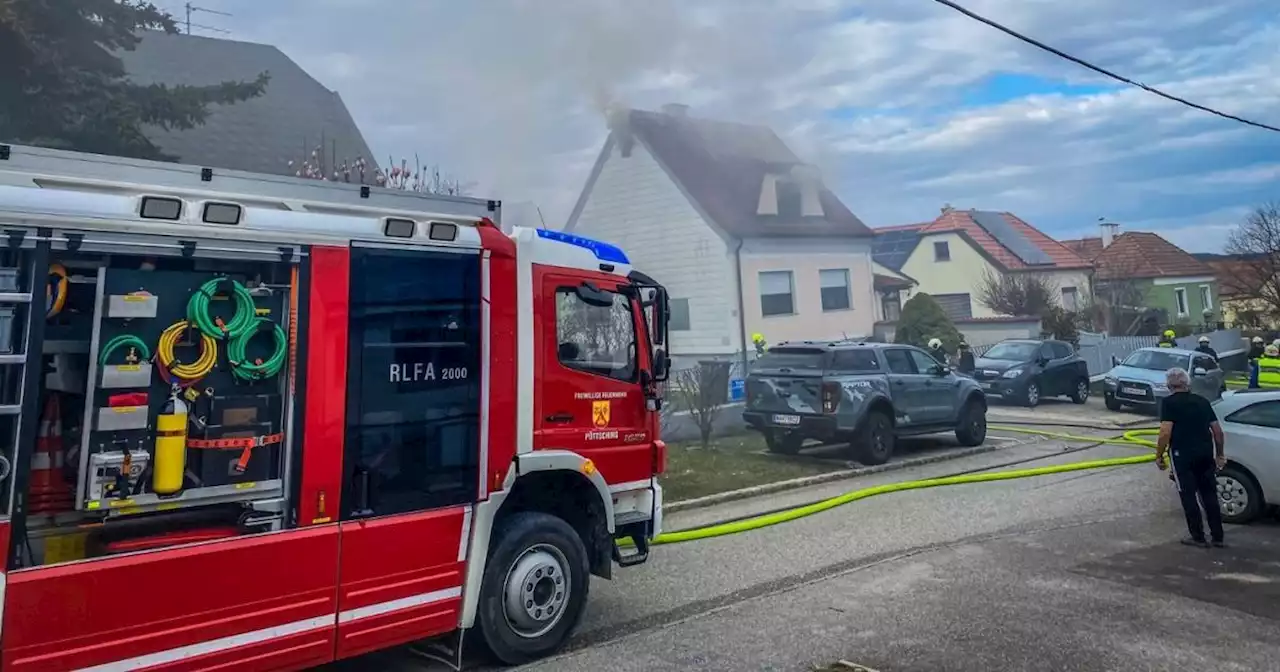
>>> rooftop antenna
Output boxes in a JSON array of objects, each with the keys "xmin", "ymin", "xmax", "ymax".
[
  {"xmin": 183, "ymin": 3, "xmax": 232, "ymax": 35},
  {"xmin": 536, "ymin": 206, "xmax": 548, "ymax": 230}
]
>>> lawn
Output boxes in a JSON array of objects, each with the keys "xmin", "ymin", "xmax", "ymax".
[{"xmin": 661, "ymin": 432, "xmax": 845, "ymax": 503}]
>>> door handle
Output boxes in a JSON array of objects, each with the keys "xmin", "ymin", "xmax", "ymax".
[{"xmin": 546, "ymin": 413, "xmax": 574, "ymax": 423}]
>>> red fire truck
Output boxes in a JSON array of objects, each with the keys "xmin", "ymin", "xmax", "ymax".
[{"xmin": 0, "ymin": 144, "xmax": 669, "ymax": 670}]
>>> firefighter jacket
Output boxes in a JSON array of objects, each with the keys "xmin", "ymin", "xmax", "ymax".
[{"xmin": 1258, "ymin": 357, "xmax": 1280, "ymax": 387}]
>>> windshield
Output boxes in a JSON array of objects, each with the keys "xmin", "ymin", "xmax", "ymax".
[
  {"xmin": 1122, "ymin": 349, "xmax": 1187, "ymax": 371},
  {"xmin": 982, "ymin": 342, "xmax": 1039, "ymax": 361},
  {"xmin": 755, "ymin": 347, "xmax": 826, "ymax": 371}
]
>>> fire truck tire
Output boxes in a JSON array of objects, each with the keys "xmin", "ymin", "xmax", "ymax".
[{"xmin": 477, "ymin": 511, "xmax": 590, "ymax": 665}]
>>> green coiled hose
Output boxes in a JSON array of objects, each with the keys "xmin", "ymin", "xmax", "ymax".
[
  {"xmin": 98, "ymin": 334, "xmax": 151, "ymax": 367},
  {"xmin": 187, "ymin": 277, "xmax": 257, "ymax": 340},
  {"xmin": 228, "ymin": 318, "xmax": 287, "ymax": 381}
]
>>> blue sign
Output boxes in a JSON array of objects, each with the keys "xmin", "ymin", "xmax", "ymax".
[{"xmin": 729, "ymin": 378, "xmax": 745, "ymax": 402}]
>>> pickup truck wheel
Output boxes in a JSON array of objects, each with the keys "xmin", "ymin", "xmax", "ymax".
[
  {"xmin": 1022, "ymin": 380, "xmax": 1041, "ymax": 408},
  {"xmin": 478, "ymin": 512, "xmax": 589, "ymax": 665},
  {"xmin": 1104, "ymin": 394, "xmax": 1123, "ymax": 412},
  {"xmin": 856, "ymin": 410, "xmax": 894, "ymax": 465},
  {"xmin": 765, "ymin": 431, "xmax": 804, "ymax": 455},
  {"xmin": 1070, "ymin": 379, "xmax": 1089, "ymax": 404},
  {"xmin": 955, "ymin": 400, "xmax": 987, "ymax": 447}
]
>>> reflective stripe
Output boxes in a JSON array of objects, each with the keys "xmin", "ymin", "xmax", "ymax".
[
  {"xmin": 76, "ymin": 615, "xmax": 333, "ymax": 672},
  {"xmin": 76, "ymin": 587, "xmax": 463, "ymax": 671},
  {"xmin": 337, "ymin": 586, "xmax": 462, "ymax": 624},
  {"xmin": 457, "ymin": 506, "xmax": 473, "ymax": 562}
]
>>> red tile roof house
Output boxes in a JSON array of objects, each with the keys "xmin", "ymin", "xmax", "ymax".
[
  {"xmin": 1062, "ymin": 223, "xmax": 1220, "ymax": 327},
  {"xmin": 563, "ymin": 104, "xmax": 876, "ymax": 368},
  {"xmin": 871, "ymin": 207, "xmax": 1094, "ymax": 325}
]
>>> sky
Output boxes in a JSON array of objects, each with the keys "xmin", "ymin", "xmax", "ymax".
[{"xmin": 167, "ymin": 0, "xmax": 1279, "ymax": 252}]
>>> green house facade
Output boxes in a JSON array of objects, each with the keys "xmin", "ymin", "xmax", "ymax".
[{"xmin": 1063, "ymin": 230, "xmax": 1220, "ymax": 326}]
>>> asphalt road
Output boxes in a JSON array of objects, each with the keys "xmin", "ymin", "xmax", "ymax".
[{"xmin": 343, "ymin": 421, "xmax": 1280, "ymax": 671}]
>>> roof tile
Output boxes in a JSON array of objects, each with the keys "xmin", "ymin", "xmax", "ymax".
[
  {"xmin": 916, "ymin": 209, "xmax": 1091, "ymax": 270},
  {"xmin": 624, "ymin": 109, "xmax": 872, "ymax": 238},
  {"xmin": 1076, "ymin": 232, "xmax": 1212, "ymax": 279}
]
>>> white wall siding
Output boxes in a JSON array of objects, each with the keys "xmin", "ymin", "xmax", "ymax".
[{"xmin": 568, "ymin": 140, "xmax": 740, "ymax": 356}]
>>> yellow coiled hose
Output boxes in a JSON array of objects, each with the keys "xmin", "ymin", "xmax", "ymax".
[{"xmin": 156, "ymin": 320, "xmax": 218, "ymax": 386}]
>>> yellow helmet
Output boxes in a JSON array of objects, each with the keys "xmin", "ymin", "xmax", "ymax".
[
  {"xmin": 1163, "ymin": 330, "xmax": 1175, "ymax": 338},
  {"xmin": 751, "ymin": 332, "xmax": 765, "ymax": 344}
]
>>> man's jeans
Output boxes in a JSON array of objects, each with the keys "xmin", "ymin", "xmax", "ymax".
[{"xmin": 1172, "ymin": 455, "xmax": 1224, "ymax": 543}]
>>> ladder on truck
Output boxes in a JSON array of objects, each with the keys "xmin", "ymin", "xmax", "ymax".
[
  {"xmin": 0, "ymin": 233, "xmax": 54, "ymax": 553},
  {"xmin": 0, "ymin": 142, "xmax": 503, "ymax": 225}
]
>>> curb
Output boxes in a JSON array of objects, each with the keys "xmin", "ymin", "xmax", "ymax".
[{"xmin": 664, "ymin": 443, "xmax": 1004, "ymax": 514}]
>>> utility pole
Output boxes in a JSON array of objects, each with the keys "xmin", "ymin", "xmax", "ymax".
[{"xmin": 183, "ymin": 3, "xmax": 232, "ymax": 35}]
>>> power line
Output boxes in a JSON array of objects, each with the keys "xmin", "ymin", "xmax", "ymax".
[{"xmin": 928, "ymin": 0, "xmax": 1280, "ymax": 134}]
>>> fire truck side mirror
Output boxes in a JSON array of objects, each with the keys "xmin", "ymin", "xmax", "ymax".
[
  {"xmin": 652, "ymin": 288, "xmax": 668, "ymax": 348},
  {"xmin": 653, "ymin": 349, "xmax": 670, "ymax": 382}
]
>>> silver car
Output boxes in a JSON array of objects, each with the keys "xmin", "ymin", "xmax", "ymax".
[
  {"xmin": 1213, "ymin": 389, "xmax": 1280, "ymax": 524},
  {"xmin": 1102, "ymin": 347, "xmax": 1224, "ymax": 412}
]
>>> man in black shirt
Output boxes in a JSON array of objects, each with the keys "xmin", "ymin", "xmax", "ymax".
[{"xmin": 1155, "ymin": 367, "xmax": 1227, "ymax": 548}]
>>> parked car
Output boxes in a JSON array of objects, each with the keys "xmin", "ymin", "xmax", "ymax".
[
  {"xmin": 1211, "ymin": 389, "xmax": 1280, "ymax": 524},
  {"xmin": 742, "ymin": 341, "xmax": 988, "ymax": 465},
  {"xmin": 1102, "ymin": 347, "xmax": 1224, "ymax": 412},
  {"xmin": 968, "ymin": 339, "xmax": 1090, "ymax": 407}
]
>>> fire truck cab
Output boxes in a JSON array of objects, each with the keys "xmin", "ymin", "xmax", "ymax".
[{"xmin": 0, "ymin": 144, "xmax": 669, "ymax": 670}]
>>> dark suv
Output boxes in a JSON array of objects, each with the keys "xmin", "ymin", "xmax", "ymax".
[
  {"xmin": 968, "ymin": 339, "xmax": 1090, "ymax": 407},
  {"xmin": 742, "ymin": 341, "xmax": 988, "ymax": 465}
]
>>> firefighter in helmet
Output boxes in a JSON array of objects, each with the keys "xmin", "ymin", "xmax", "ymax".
[
  {"xmin": 1157, "ymin": 329, "xmax": 1176, "ymax": 348},
  {"xmin": 955, "ymin": 340, "xmax": 976, "ymax": 375},
  {"xmin": 1259, "ymin": 344, "xmax": 1280, "ymax": 388},
  {"xmin": 1194, "ymin": 336, "xmax": 1217, "ymax": 360},
  {"xmin": 927, "ymin": 337, "xmax": 948, "ymax": 365},
  {"xmin": 751, "ymin": 332, "xmax": 768, "ymax": 356},
  {"xmin": 1249, "ymin": 336, "xmax": 1265, "ymax": 389}
]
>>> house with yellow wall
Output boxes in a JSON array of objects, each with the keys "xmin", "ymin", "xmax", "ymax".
[{"xmin": 871, "ymin": 207, "xmax": 1092, "ymax": 321}]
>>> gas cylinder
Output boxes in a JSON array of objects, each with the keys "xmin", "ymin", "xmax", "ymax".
[{"xmin": 153, "ymin": 388, "xmax": 188, "ymax": 495}]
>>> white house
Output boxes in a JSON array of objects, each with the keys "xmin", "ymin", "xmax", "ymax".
[{"xmin": 563, "ymin": 104, "xmax": 878, "ymax": 368}]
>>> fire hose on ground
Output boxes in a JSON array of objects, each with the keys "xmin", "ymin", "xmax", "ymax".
[{"xmin": 638, "ymin": 423, "xmax": 1163, "ymax": 547}]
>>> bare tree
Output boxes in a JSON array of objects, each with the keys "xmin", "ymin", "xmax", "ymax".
[
  {"xmin": 1083, "ymin": 254, "xmax": 1151, "ymax": 335},
  {"xmin": 1224, "ymin": 203, "xmax": 1280, "ymax": 319},
  {"xmin": 977, "ymin": 269, "xmax": 1058, "ymax": 316},
  {"xmin": 673, "ymin": 366, "xmax": 721, "ymax": 449}
]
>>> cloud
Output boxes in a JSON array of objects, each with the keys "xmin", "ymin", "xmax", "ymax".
[{"xmin": 183, "ymin": 0, "xmax": 1278, "ymax": 250}]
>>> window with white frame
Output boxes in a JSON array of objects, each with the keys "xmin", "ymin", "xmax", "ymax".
[
  {"xmin": 933, "ymin": 241, "xmax": 950, "ymax": 262},
  {"xmin": 1199, "ymin": 285, "xmax": 1212, "ymax": 311},
  {"xmin": 759, "ymin": 270, "xmax": 795, "ymax": 316},
  {"xmin": 1174, "ymin": 287, "xmax": 1189, "ymax": 316},
  {"xmin": 1061, "ymin": 286, "xmax": 1079, "ymax": 311},
  {"xmin": 669, "ymin": 298, "xmax": 691, "ymax": 331},
  {"xmin": 819, "ymin": 268, "xmax": 851, "ymax": 311}
]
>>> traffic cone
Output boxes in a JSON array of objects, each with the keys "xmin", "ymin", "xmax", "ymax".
[{"xmin": 29, "ymin": 394, "xmax": 74, "ymax": 513}]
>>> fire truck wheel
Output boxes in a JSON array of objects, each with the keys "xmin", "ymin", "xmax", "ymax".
[{"xmin": 478, "ymin": 511, "xmax": 590, "ymax": 665}]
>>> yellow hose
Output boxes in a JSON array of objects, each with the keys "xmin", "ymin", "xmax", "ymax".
[{"xmin": 645, "ymin": 425, "xmax": 1161, "ymax": 546}]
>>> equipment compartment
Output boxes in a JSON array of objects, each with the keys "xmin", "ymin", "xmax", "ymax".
[{"xmin": 76, "ymin": 264, "xmax": 293, "ymax": 514}]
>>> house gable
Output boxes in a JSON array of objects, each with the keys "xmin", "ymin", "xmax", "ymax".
[{"xmin": 564, "ymin": 133, "xmax": 741, "ymax": 357}]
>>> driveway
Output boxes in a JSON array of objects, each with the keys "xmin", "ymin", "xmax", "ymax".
[{"xmin": 339, "ymin": 426, "xmax": 1276, "ymax": 670}]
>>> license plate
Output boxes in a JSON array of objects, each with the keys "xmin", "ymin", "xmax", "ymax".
[
  {"xmin": 1122, "ymin": 386, "xmax": 1145, "ymax": 396},
  {"xmin": 772, "ymin": 414, "xmax": 801, "ymax": 426}
]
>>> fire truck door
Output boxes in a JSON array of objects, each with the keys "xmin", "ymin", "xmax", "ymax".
[
  {"xmin": 534, "ymin": 270, "xmax": 653, "ymax": 485},
  {"xmin": 332, "ymin": 245, "xmax": 481, "ymax": 660}
]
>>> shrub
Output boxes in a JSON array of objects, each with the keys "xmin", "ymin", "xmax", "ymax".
[{"xmin": 894, "ymin": 293, "xmax": 963, "ymax": 352}]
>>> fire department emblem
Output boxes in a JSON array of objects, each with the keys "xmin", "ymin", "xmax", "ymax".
[{"xmin": 591, "ymin": 400, "xmax": 611, "ymax": 428}]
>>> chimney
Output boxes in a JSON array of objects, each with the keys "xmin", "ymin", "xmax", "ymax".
[
  {"xmin": 941, "ymin": 203, "xmax": 953, "ymax": 214},
  {"xmin": 757, "ymin": 174, "xmax": 779, "ymax": 216},
  {"xmin": 789, "ymin": 164, "xmax": 824, "ymax": 217},
  {"xmin": 606, "ymin": 104, "xmax": 634, "ymax": 158},
  {"xmin": 1100, "ymin": 220, "xmax": 1119, "ymax": 248},
  {"xmin": 661, "ymin": 103, "xmax": 689, "ymax": 117}
]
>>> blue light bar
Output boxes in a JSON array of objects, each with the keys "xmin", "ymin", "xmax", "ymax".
[{"xmin": 536, "ymin": 228, "xmax": 631, "ymax": 265}]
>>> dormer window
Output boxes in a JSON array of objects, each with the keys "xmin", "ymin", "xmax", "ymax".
[
  {"xmin": 757, "ymin": 165, "xmax": 825, "ymax": 218},
  {"xmin": 776, "ymin": 180, "xmax": 802, "ymax": 218}
]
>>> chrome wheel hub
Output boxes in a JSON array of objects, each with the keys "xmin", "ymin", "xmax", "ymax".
[
  {"xmin": 502, "ymin": 544, "xmax": 570, "ymax": 639},
  {"xmin": 1217, "ymin": 476, "xmax": 1249, "ymax": 517}
]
